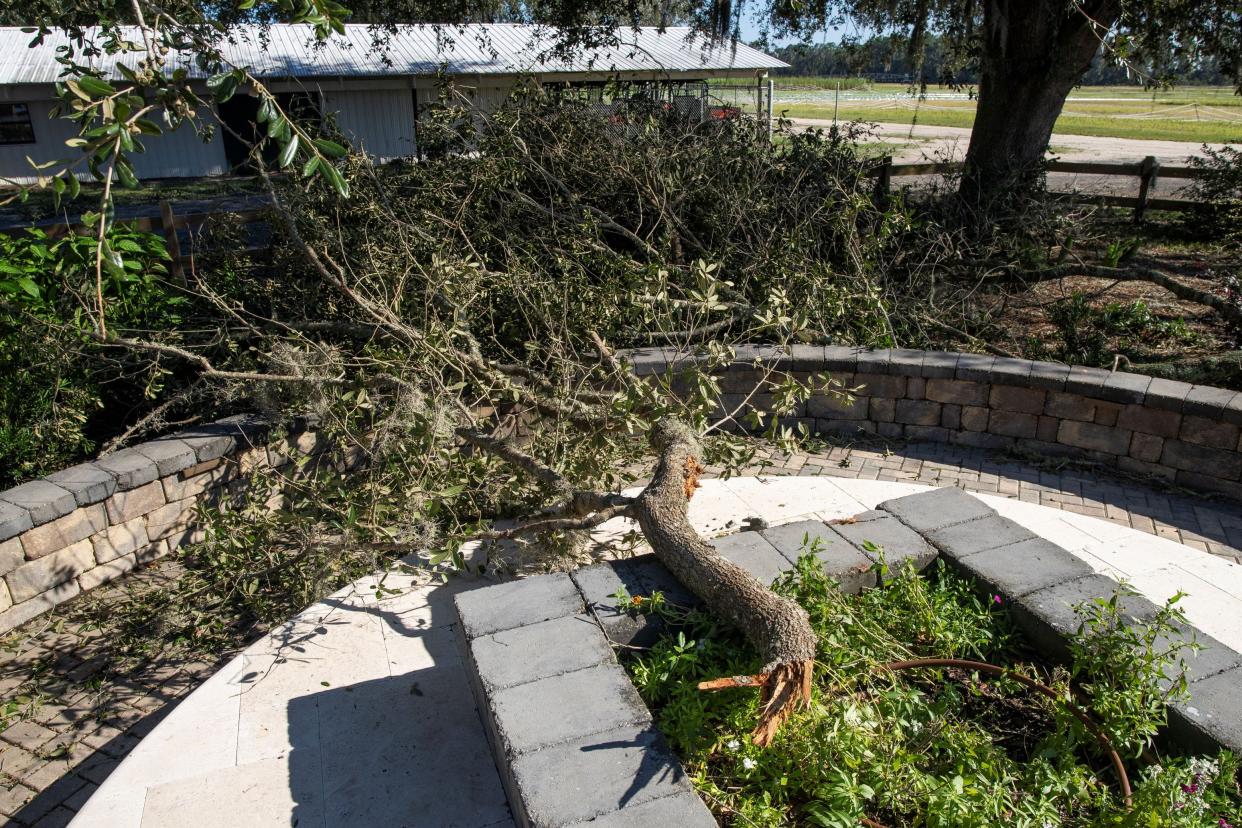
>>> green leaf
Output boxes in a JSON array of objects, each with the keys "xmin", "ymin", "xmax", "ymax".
[
  {"xmin": 278, "ymin": 135, "xmax": 299, "ymax": 168},
  {"xmin": 15, "ymin": 276, "xmax": 40, "ymax": 298},
  {"xmin": 115, "ymin": 161, "xmax": 138, "ymax": 189},
  {"xmin": 134, "ymin": 118, "xmax": 163, "ymax": 136},
  {"xmin": 77, "ymin": 75, "xmax": 116, "ymax": 98},
  {"xmin": 66, "ymin": 174, "xmax": 80, "ymax": 200},
  {"xmin": 322, "ymin": 163, "xmax": 349, "ymax": 198},
  {"xmin": 313, "ymin": 138, "xmax": 348, "ymax": 158},
  {"xmin": 206, "ymin": 71, "xmax": 240, "ymax": 103},
  {"xmin": 301, "ymin": 156, "xmax": 320, "ymax": 177}
]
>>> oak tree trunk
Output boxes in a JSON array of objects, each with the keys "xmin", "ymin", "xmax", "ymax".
[
  {"xmin": 960, "ymin": 0, "xmax": 1121, "ymax": 207},
  {"xmin": 631, "ymin": 420, "xmax": 817, "ymax": 745}
]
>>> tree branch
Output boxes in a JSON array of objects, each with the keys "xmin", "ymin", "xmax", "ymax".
[{"xmin": 1005, "ymin": 263, "xmax": 1242, "ymax": 328}]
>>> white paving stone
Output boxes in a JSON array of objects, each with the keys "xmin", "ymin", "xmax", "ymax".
[
  {"xmin": 721, "ymin": 476, "xmax": 867, "ymax": 526},
  {"xmin": 685, "ymin": 479, "xmax": 755, "ymax": 537},
  {"xmin": 73, "ymin": 653, "xmax": 247, "ymax": 826},
  {"xmin": 72, "ymin": 561, "xmax": 509, "ymax": 828},
  {"xmin": 1128, "ymin": 566, "xmax": 1242, "ymax": 647}
]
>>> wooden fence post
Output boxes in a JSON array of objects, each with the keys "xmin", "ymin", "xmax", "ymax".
[
  {"xmin": 159, "ymin": 200, "xmax": 186, "ymax": 284},
  {"xmin": 1134, "ymin": 155, "xmax": 1160, "ymax": 224},
  {"xmin": 873, "ymin": 155, "xmax": 893, "ymax": 206}
]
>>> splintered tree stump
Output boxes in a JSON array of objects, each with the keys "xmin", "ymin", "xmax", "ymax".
[{"xmin": 631, "ymin": 419, "xmax": 817, "ymax": 746}]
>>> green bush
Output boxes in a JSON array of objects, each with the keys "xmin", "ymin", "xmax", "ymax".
[{"xmin": 0, "ymin": 226, "xmax": 179, "ymax": 486}]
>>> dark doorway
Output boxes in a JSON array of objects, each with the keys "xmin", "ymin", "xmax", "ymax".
[{"xmin": 217, "ymin": 92, "xmax": 321, "ymax": 172}]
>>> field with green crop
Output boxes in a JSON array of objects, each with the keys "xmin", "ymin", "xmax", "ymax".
[{"xmin": 769, "ymin": 83, "xmax": 1242, "ymax": 143}]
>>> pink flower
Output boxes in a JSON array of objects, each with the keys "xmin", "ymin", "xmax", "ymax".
[{"xmin": 992, "ymin": 595, "xmax": 1002, "ymax": 605}]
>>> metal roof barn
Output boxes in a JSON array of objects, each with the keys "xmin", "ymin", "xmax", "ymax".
[
  {"xmin": 0, "ymin": 24, "xmax": 787, "ymax": 84},
  {"xmin": 0, "ymin": 25, "xmax": 787, "ymax": 183}
]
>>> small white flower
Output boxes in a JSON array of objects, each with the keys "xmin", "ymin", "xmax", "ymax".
[
  {"xmin": 742, "ymin": 757, "xmax": 756, "ymax": 770},
  {"xmin": 725, "ymin": 739, "xmax": 740, "ymax": 751}
]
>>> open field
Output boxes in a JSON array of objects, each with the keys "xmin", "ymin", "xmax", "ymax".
[
  {"xmin": 772, "ymin": 79, "xmax": 1242, "ymax": 103},
  {"xmin": 771, "ymin": 83, "xmax": 1242, "ymax": 143}
]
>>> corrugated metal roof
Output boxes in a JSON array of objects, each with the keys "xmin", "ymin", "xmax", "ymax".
[{"xmin": 0, "ymin": 24, "xmax": 787, "ymax": 85}]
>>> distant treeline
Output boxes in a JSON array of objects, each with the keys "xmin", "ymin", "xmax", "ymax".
[{"xmin": 762, "ymin": 35, "xmax": 1229, "ymax": 86}]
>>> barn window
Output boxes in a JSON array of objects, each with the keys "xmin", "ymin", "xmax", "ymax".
[{"xmin": 0, "ymin": 103, "xmax": 35, "ymax": 145}]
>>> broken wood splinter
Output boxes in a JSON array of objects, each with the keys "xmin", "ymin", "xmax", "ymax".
[{"xmin": 697, "ymin": 673, "xmax": 772, "ymax": 691}]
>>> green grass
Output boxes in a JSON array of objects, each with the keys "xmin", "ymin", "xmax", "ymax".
[
  {"xmin": 775, "ymin": 82, "xmax": 1241, "ymax": 105},
  {"xmin": 776, "ymin": 102, "xmax": 1242, "ymax": 143},
  {"xmin": 765, "ymin": 75, "xmax": 876, "ymax": 91}
]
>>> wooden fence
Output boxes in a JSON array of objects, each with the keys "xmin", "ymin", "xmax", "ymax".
[
  {"xmin": 869, "ymin": 155, "xmax": 1203, "ymax": 221},
  {"xmin": 1, "ymin": 156, "xmax": 1208, "ymax": 270},
  {"xmin": 3, "ymin": 201, "xmax": 269, "ymax": 282}
]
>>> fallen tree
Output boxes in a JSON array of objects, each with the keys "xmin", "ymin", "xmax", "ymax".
[{"xmin": 69, "ymin": 118, "xmax": 845, "ymax": 742}]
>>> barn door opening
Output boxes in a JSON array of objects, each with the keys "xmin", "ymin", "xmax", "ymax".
[{"xmin": 217, "ymin": 92, "xmax": 321, "ymax": 173}]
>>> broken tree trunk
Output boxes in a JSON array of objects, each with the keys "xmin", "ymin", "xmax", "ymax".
[{"xmin": 630, "ymin": 419, "xmax": 818, "ymax": 746}]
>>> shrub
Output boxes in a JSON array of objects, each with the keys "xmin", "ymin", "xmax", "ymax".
[{"xmin": 0, "ymin": 226, "xmax": 179, "ymax": 486}]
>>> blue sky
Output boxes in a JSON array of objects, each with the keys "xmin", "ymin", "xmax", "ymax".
[{"xmin": 736, "ymin": 15, "xmax": 873, "ymax": 47}]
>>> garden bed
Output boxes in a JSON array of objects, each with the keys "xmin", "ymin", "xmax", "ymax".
[
  {"xmin": 624, "ymin": 556, "xmax": 1238, "ymax": 826},
  {"xmin": 457, "ymin": 486, "xmax": 1242, "ymax": 828}
]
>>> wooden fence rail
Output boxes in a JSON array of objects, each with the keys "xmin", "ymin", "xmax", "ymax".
[
  {"xmin": 869, "ymin": 155, "xmax": 1205, "ymax": 221},
  {"xmin": 0, "ymin": 202, "xmax": 270, "ymax": 276},
  {"xmin": 0, "ymin": 156, "xmax": 1211, "ymax": 264}
]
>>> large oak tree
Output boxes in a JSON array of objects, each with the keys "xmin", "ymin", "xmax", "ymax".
[{"xmin": 752, "ymin": 0, "xmax": 1242, "ymax": 203}]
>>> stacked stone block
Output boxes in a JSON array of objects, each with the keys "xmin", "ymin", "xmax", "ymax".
[
  {"xmin": 625, "ymin": 345, "xmax": 1242, "ymax": 503},
  {"xmin": 454, "ymin": 573, "xmax": 717, "ymax": 827},
  {"xmin": 456, "ymin": 520, "xmax": 936, "ymax": 827},
  {"xmin": 0, "ymin": 416, "xmax": 326, "ymax": 633}
]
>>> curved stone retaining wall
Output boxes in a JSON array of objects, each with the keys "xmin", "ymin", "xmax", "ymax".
[
  {"xmin": 0, "ymin": 416, "xmax": 328, "ymax": 634},
  {"xmin": 627, "ymin": 345, "xmax": 1242, "ymax": 503},
  {"xmin": 8, "ymin": 345, "xmax": 1241, "ymax": 634}
]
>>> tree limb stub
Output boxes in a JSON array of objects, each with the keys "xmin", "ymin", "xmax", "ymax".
[
  {"xmin": 1009, "ymin": 263, "xmax": 1242, "ymax": 329},
  {"xmin": 632, "ymin": 419, "xmax": 817, "ymax": 746}
]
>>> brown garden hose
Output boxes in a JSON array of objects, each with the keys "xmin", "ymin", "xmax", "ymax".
[{"xmin": 876, "ymin": 658, "xmax": 1133, "ymax": 809}]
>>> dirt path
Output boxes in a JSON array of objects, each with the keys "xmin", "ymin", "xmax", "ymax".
[{"xmin": 789, "ymin": 118, "xmax": 1230, "ymax": 165}]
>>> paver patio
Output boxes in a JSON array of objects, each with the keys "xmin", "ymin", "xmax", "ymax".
[{"xmin": 2, "ymin": 439, "xmax": 1240, "ymax": 825}]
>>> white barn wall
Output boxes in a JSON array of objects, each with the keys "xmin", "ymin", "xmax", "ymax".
[
  {"xmin": 0, "ymin": 100, "xmax": 78, "ymax": 185},
  {"xmin": 128, "ymin": 116, "xmax": 228, "ymax": 179},
  {"xmin": 464, "ymin": 82, "xmax": 515, "ymax": 114},
  {"xmin": 325, "ymin": 89, "xmax": 416, "ymax": 162},
  {"xmin": 0, "ymin": 98, "xmax": 227, "ymax": 183}
]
